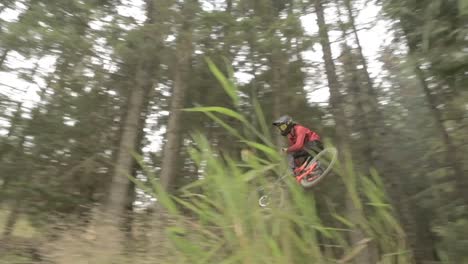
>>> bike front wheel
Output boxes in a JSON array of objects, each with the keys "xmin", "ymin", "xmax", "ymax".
[{"xmin": 300, "ymin": 147, "xmax": 338, "ymax": 188}]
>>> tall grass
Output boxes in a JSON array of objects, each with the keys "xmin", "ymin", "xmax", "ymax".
[{"xmin": 133, "ymin": 59, "xmax": 412, "ymax": 264}]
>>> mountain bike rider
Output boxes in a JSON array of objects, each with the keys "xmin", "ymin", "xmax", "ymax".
[{"xmin": 272, "ymin": 115, "xmax": 323, "ymax": 175}]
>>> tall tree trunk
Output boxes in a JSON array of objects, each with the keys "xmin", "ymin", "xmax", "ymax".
[
  {"xmin": 414, "ymin": 64, "xmax": 467, "ymax": 203},
  {"xmin": 392, "ymin": 117, "xmax": 437, "ymax": 264},
  {"xmin": 1, "ymin": 104, "xmax": 24, "ymax": 222},
  {"xmin": 0, "ymin": 49, "xmax": 8, "ymax": 69},
  {"xmin": 340, "ymin": 0, "xmax": 385, "ymax": 166},
  {"xmin": 338, "ymin": 6, "xmax": 419, "ymax": 262},
  {"xmin": 107, "ymin": 70, "xmax": 148, "ymax": 223},
  {"xmin": 401, "ymin": 24, "xmax": 468, "ymax": 206},
  {"xmin": 343, "ymin": 0, "xmax": 380, "ymax": 111},
  {"xmin": 124, "ymin": 91, "xmax": 151, "ymax": 237},
  {"xmin": 394, "ymin": 188, "xmax": 427, "ymax": 264},
  {"xmin": 0, "ymin": 103, "xmax": 22, "ymax": 161},
  {"xmin": 2, "ymin": 200, "xmax": 20, "ymax": 238},
  {"xmin": 336, "ymin": 10, "xmax": 374, "ymax": 168},
  {"xmin": 314, "ymin": 0, "xmax": 348, "ymax": 141},
  {"xmin": 255, "ymin": 0, "xmax": 288, "ymax": 148},
  {"xmin": 224, "ymin": 0, "xmax": 233, "ymax": 58},
  {"xmin": 90, "ymin": 65, "xmax": 150, "ymax": 263},
  {"xmin": 159, "ymin": 0, "xmax": 195, "ymax": 191},
  {"xmin": 380, "ymin": 51, "xmax": 441, "ymax": 263},
  {"xmin": 271, "ymin": 51, "xmax": 287, "ymax": 147},
  {"xmin": 314, "ymin": 0, "xmax": 377, "ymax": 263}
]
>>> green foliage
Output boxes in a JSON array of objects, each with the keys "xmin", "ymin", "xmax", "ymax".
[
  {"xmin": 205, "ymin": 58, "xmax": 240, "ymax": 107},
  {"xmin": 137, "ymin": 135, "xmax": 408, "ymax": 263},
  {"xmin": 460, "ymin": 0, "xmax": 468, "ymax": 15},
  {"xmin": 128, "ymin": 62, "xmax": 411, "ymax": 263},
  {"xmin": 434, "ymin": 219, "xmax": 468, "ymax": 264}
]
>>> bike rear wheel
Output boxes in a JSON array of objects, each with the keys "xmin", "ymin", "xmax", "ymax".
[
  {"xmin": 300, "ymin": 147, "xmax": 337, "ymax": 188},
  {"xmin": 256, "ymin": 182, "xmax": 286, "ymax": 208}
]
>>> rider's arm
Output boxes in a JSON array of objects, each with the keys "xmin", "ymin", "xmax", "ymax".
[{"xmin": 287, "ymin": 126, "xmax": 306, "ymax": 153}]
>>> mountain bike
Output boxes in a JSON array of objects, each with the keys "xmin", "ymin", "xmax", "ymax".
[{"xmin": 257, "ymin": 147, "xmax": 337, "ymax": 207}]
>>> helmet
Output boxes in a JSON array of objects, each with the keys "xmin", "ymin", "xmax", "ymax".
[{"xmin": 272, "ymin": 115, "xmax": 295, "ymax": 136}]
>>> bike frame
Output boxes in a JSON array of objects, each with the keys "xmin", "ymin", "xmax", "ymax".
[
  {"xmin": 294, "ymin": 156, "xmax": 319, "ymax": 183},
  {"xmin": 295, "ymin": 163, "xmax": 317, "ymax": 183},
  {"xmin": 257, "ymin": 147, "xmax": 337, "ymax": 207}
]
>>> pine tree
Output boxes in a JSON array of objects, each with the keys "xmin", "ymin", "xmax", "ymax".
[
  {"xmin": 160, "ymin": 0, "xmax": 198, "ymax": 191},
  {"xmin": 314, "ymin": 0, "xmax": 377, "ymax": 262}
]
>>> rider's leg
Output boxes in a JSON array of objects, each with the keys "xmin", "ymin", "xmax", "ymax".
[
  {"xmin": 288, "ymin": 150, "xmax": 309, "ymax": 175},
  {"xmin": 304, "ymin": 141, "xmax": 325, "ymax": 174},
  {"xmin": 288, "ymin": 153, "xmax": 298, "ymax": 174},
  {"xmin": 303, "ymin": 140, "xmax": 324, "ymax": 156},
  {"xmin": 288, "ymin": 141, "xmax": 324, "ymax": 175}
]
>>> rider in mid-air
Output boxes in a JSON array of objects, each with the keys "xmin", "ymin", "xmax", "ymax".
[{"xmin": 272, "ymin": 115, "xmax": 323, "ymax": 175}]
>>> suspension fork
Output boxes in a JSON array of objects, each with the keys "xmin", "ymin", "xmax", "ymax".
[{"xmin": 295, "ymin": 162, "xmax": 318, "ymax": 183}]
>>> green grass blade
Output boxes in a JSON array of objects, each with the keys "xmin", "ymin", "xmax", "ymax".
[{"xmin": 205, "ymin": 57, "xmax": 239, "ymax": 106}]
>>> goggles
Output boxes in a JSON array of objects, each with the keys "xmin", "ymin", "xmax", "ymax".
[{"xmin": 278, "ymin": 123, "xmax": 288, "ymax": 131}]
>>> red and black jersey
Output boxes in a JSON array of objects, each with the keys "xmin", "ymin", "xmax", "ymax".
[{"xmin": 286, "ymin": 125, "xmax": 320, "ymax": 153}]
